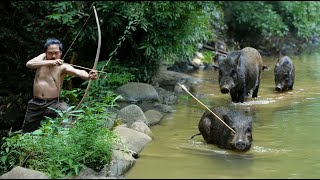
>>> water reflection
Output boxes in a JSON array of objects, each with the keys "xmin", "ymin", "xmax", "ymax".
[{"xmin": 125, "ymin": 50, "xmax": 320, "ymax": 179}]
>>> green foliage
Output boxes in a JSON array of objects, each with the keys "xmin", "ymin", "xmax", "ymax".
[
  {"xmin": 0, "ymin": 2, "xmax": 57, "ymax": 98},
  {"xmin": 94, "ymin": 1, "xmax": 221, "ymax": 83},
  {"xmin": 3, "ymin": 1, "xmax": 320, "ymax": 100},
  {"xmin": 276, "ymin": 1, "xmax": 320, "ymax": 38},
  {"xmin": 1, "ymin": 1, "xmax": 221, "ymax": 100},
  {"xmin": 223, "ymin": 1, "xmax": 288, "ymax": 38},
  {"xmin": 43, "ymin": 1, "xmax": 101, "ymax": 62},
  {"xmin": 69, "ymin": 60, "xmax": 133, "ymax": 110},
  {"xmin": 95, "ymin": 60, "xmax": 136, "ymax": 91},
  {"xmin": 0, "ymin": 102, "xmax": 120, "ymax": 178},
  {"xmin": 134, "ymin": 1, "xmax": 215, "ymax": 62},
  {"xmin": 222, "ymin": 1, "xmax": 320, "ymax": 40},
  {"xmin": 201, "ymin": 50, "xmax": 214, "ymax": 64},
  {"xmin": 178, "ymin": 94, "xmax": 191, "ymax": 101},
  {"xmin": 60, "ymin": 87, "xmax": 82, "ymax": 105}
]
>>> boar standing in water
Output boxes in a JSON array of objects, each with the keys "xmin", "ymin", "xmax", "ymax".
[
  {"xmin": 194, "ymin": 107, "xmax": 253, "ymax": 151},
  {"xmin": 218, "ymin": 47, "xmax": 263, "ymax": 103},
  {"xmin": 274, "ymin": 56, "xmax": 295, "ymax": 91}
]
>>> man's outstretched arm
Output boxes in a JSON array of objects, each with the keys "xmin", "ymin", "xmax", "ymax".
[{"xmin": 63, "ymin": 64, "xmax": 98, "ymax": 80}]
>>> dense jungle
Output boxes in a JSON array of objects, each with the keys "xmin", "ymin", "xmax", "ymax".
[{"xmin": 1, "ymin": 1, "xmax": 320, "ymax": 178}]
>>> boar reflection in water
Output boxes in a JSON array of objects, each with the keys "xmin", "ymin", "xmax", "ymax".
[{"xmin": 198, "ymin": 107, "xmax": 253, "ymax": 152}]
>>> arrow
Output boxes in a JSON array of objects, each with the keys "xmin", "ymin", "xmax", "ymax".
[
  {"xmin": 177, "ymin": 83, "xmax": 236, "ymax": 134},
  {"xmin": 65, "ymin": 63, "xmax": 108, "ymax": 74}
]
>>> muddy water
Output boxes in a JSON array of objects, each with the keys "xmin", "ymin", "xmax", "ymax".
[{"xmin": 125, "ymin": 50, "xmax": 320, "ymax": 178}]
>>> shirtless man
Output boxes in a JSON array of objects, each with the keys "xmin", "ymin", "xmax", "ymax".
[{"xmin": 21, "ymin": 38, "xmax": 98, "ymax": 132}]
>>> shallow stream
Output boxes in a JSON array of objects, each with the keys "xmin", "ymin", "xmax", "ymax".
[{"xmin": 126, "ymin": 49, "xmax": 320, "ymax": 178}]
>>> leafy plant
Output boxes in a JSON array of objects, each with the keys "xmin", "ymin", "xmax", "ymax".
[
  {"xmin": 95, "ymin": 60, "xmax": 135, "ymax": 91},
  {"xmin": 222, "ymin": 1, "xmax": 288, "ymax": 39},
  {"xmin": 0, "ymin": 102, "xmax": 120, "ymax": 178},
  {"xmin": 92, "ymin": 1, "xmax": 220, "ymax": 83},
  {"xmin": 60, "ymin": 87, "xmax": 82, "ymax": 106},
  {"xmin": 276, "ymin": 1, "xmax": 320, "ymax": 38},
  {"xmin": 222, "ymin": 1, "xmax": 320, "ymax": 49},
  {"xmin": 201, "ymin": 50, "xmax": 214, "ymax": 64}
]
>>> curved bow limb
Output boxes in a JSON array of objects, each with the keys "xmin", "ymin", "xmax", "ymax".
[{"xmin": 75, "ymin": 6, "xmax": 101, "ymax": 110}]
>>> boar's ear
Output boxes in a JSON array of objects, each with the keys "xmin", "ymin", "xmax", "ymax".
[
  {"xmin": 217, "ymin": 55, "xmax": 226, "ymax": 65},
  {"xmin": 222, "ymin": 115, "xmax": 232, "ymax": 125},
  {"xmin": 235, "ymin": 52, "xmax": 242, "ymax": 66}
]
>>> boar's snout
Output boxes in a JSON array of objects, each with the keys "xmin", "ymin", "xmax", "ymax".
[
  {"xmin": 275, "ymin": 85, "xmax": 282, "ymax": 91},
  {"xmin": 235, "ymin": 139, "xmax": 246, "ymax": 150},
  {"xmin": 220, "ymin": 80, "xmax": 234, "ymax": 94},
  {"xmin": 221, "ymin": 86, "xmax": 230, "ymax": 94}
]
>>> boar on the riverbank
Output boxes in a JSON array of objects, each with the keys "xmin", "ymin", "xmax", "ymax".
[
  {"xmin": 218, "ymin": 47, "xmax": 263, "ymax": 103},
  {"xmin": 274, "ymin": 56, "xmax": 295, "ymax": 91},
  {"xmin": 194, "ymin": 107, "xmax": 253, "ymax": 151}
]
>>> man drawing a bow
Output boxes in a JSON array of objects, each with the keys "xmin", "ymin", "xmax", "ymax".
[{"xmin": 21, "ymin": 38, "xmax": 98, "ymax": 132}]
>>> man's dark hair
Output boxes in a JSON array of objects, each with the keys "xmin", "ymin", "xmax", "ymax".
[{"xmin": 44, "ymin": 38, "xmax": 63, "ymax": 52}]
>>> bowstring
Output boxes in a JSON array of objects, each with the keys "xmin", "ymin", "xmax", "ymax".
[
  {"xmin": 62, "ymin": 7, "xmax": 94, "ymax": 60},
  {"xmin": 58, "ymin": 4, "xmax": 94, "ymax": 103}
]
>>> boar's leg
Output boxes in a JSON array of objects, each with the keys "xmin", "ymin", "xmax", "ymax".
[
  {"xmin": 237, "ymin": 89, "xmax": 246, "ymax": 103},
  {"xmin": 288, "ymin": 85, "xmax": 293, "ymax": 90},
  {"xmin": 230, "ymin": 89, "xmax": 238, "ymax": 102},
  {"xmin": 288, "ymin": 81, "xmax": 294, "ymax": 90},
  {"xmin": 252, "ymin": 84, "xmax": 259, "ymax": 98},
  {"xmin": 252, "ymin": 73, "xmax": 261, "ymax": 97},
  {"xmin": 199, "ymin": 116, "xmax": 213, "ymax": 143}
]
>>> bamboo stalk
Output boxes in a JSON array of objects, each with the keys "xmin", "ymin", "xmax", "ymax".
[
  {"xmin": 177, "ymin": 83, "xmax": 236, "ymax": 134},
  {"xmin": 202, "ymin": 44, "xmax": 228, "ymax": 55}
]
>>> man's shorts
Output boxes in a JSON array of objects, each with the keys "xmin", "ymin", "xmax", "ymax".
[{"xmin": 21, "ymin": 98, "xmax": 69, "ymax": 132}]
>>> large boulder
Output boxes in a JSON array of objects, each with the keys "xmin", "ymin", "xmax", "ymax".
[
  {"xmin": 144, "ymin": 109, "xmax": 164, "ymax": 126},
  {"xmin": 113, "ymin": 126, "xmax": 152, "ymax": 153},
  {"xmin": 0, "ymin": 166, "xmax": 49, "ymax": 179},
  {"xmin": 105, "ymin": 149, "xmax": 136, "ymax": 178},
  {"xmin": 116, "ymin": 82, "xmax": 159, "ymax": 103},
  {"xmin": 129, "ymin": 120, "xmax": 153, "ymax": 137},
  {"xmin": 154, "ymin": 87, "xmax": 178, "ymax": 105},
  {"xmin": 151, "ymin": 64, "xmax": 203, "ymax": 92},
  {"xmin": 116, "ymin": 104, "xmax": 148, "ymax": 125}
]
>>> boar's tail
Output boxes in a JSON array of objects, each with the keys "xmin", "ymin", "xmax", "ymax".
[
  {"xmin": 190, "ymin": 132, "xmax": 202, "ymax": 139},
  {"xmin": 262, "ymin": 65, "xmax": 270, "ymax": 71}
]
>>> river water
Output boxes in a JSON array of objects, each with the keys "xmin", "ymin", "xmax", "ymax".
[{"xmin": 125, "ymin": 49, "xmax": 320, "ymax": 179}]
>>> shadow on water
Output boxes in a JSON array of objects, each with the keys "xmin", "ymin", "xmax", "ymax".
[{"xmin": 125, "ymin": 49, "xmax": 320, "ymax": 179}]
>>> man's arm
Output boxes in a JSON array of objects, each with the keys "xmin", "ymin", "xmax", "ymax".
[
  {"xmin": 63, "ymin": 64, "xmax": 98, "ymax": 80},
  {"xmin": 26, "ymin": 53, "xmax": 63, "ymax": 68}
]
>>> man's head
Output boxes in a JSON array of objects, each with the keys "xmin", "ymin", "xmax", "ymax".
[{"xmin": 44, "ymin": 38, "xmax": 63, "ymax": 60}]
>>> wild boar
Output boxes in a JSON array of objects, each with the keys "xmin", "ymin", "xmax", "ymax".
[
  {"xmin": 218, "ymin": 47, "xmax": 263, "ymax": 103},
  {"xmin": 274, "ymin": 56, "xmax": 295, "ymax": 91},
  {"xmin": 197, "ymin": 107, "xmax": 253, "ymax": 151}
]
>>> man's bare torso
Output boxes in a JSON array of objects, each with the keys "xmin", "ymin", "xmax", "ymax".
[
  {"xmin": 33, "ymin": 63, "xmax": 66, "ymax": 99},
  {"xmin": 29, "ymin": 44, "xmax": 97, "ymax": 99}
]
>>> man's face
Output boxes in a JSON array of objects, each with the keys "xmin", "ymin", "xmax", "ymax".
[{"xmin": 46, "ymin": 44, "xmax": 62, "ymax": 60}]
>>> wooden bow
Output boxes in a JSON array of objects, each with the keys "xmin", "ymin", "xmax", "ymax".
[{"xmin": 75, "ymin": 6, "xmax": 101, "ymax": 110}]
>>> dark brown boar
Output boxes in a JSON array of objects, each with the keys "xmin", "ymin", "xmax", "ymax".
[
  {"xmin": 274, "ymin": 56, "xmax": 295, "ymax": 91},
  {"xmin": 198, "ymin": 107, "xmax": 253, "ymax": 151},
  {"xmin": 218, "ymin": 47, "xmax": 263, "ymax": 103}
]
